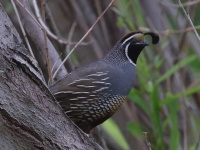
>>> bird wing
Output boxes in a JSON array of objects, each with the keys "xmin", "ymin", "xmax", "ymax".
[
  {"xmin": 49, "ymin": 60, "xmax": 116, "ymax": 109},
  {"xmin": 49, "ymin": 61, "xmax": 130, "ymax": 132}
]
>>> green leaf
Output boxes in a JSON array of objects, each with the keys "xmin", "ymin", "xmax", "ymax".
[
  {"xmin": 180, "ymin": 85, "xmax": 200, "ymax": 97},
  {"xmin": 128, "ymin": 122, "xmax": 144, "ymax": 137},
  {"xmin": 130, "ymin": 0, "xmax": 146, "ymax": 26},
  {"xmin": 154, "ymin": 56, "xmax": 164, "ymax": 70},
  {"xmin": 150, "ymin": 86, "xmax": 165, "ymax": 150},
  {"xmin": 159, "ymin": 93, "xmax": 178, "ymax": 107},
  {"xmin": 101, "ymin": 119, "xmax": 129, "ymax": 150},
  {"xmin": 188, "ymin": 145, "xmax": 196, "ymax": 150},
  {"xmin": 156, "ymin": 55, "xmax": 197, "ymax": 84},
  {"xmin": 128, "ymin": 89, "xmax": 148, "ymax": 113},
  {"xmin": 166, "ymin": 97, "xmax": 179, "ymax": 150},
  {"xmin": 160, "ymin": 85, "xmax": 200, "ymax": 107}
]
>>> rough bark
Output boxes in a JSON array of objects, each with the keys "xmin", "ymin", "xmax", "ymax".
[{"xmin": 0, "ymin": 4, "xmax": 103, "ymax": 150}]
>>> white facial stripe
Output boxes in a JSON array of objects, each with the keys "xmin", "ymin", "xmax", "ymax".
[
  {"xmin": 125, "ymin": 43, "xmax": 136, "ymax": 66},
  {"xmin": 122, "ymin": 33, "xmax": 142, "ymax": 45}
]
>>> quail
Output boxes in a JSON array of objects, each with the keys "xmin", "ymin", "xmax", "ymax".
[{"xmin": 50, "ymin": 31, "xmax": 159, "ymax": 133}]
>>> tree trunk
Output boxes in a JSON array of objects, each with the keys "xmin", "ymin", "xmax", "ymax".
[{"xmin": 0, "ymin": 4, "xmax": 103, "ymax": 150}]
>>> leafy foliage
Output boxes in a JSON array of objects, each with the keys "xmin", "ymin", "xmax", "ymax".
[{"xmin": 103, "ymin": 0, "xmax": 200, "ymax": 149}]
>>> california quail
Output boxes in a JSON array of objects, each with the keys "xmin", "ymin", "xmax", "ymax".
[{"xmin": 50, "ymin": 31, "xmax": 159, "ymax": 133}]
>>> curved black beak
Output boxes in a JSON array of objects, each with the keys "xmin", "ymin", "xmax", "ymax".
[{"xmin": 141, "ymin": 40, "xmax": 149, "ymax": 46}]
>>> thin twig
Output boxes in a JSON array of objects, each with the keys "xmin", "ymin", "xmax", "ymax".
[
  {"xmin": 51, "ymin": 53, "xmax": 63, "ymax": 75},
  {"xmin": 164, "ymin": 25, "xmax": 200, "ymax": 34},
  {"xmin": 161, "ymin": 0, "xmax": 200, "ymax": 7},
  {"xmin": 40, "ymin": 0, "xmax": 52, "ymax": 83},
  {"xmin": 45, "ymin": 3, "xmax": 61, "ymax": 38},
  {"xmin": 178, "ymin": 0, "xmax": 200, "ymax": 42},
  {"xmin": 187, "ymin": 78, "xmax": 200, "ymax": 89},
  {"xmin": 14, "ymin": 0, "xmax": 43, "ymax": 28},
  {"xmin": 32, "ymin": 0, "xmax": 90, "ymax": 46},
  {"xmin": 51, "ymin": 22, "xmax": 77, "ymax": 74},
  {"xmin": 15, "ymin": 0, "xmax": 67, "ymax": 79},
  {"xmin": 138, "ymin": 25, "xmax": 200, "ymax": 35},
  {"xmin": 52, "ymin": 0, "xmax": 115, "ymax": 79},
  {"xmin": 11, "ymin": 0, "xmax": 34, "ymax": 58},
  {"xmin": 143, "ymin": 132, "xmax": 152, "ymax": 150},
  {"xmin": 65, "ymin": 22, "xmax": 77, "ymax": 70},
  {"xmin": 66, "ymin": 22, "xmax": 77, "ymax": 53}
]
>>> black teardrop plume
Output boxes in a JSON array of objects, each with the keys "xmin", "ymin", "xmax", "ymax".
[{"xmin": 144, "ymin": 32, "xmax": 159, "ymax": 44}]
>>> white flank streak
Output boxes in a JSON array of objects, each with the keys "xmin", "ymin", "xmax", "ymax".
[
  {"xmin": 92, "ymin": 81, "xmax": 106, "ymax": 84},
  {"xmin": 87, "ymin": 72, "xmax": 108, "ymax": 77},
  {"xmin": 54, "ymin": 91, "xmax": 73, "ymax": 95},
  {"xmin": 90, "ymin": 95, "xmax": 96, "ymax": 97},
  {"xmin": 65, "ymin": 110, "xmax": 72, "ymax": 113},
  {"xmin": 77, "ymin": 97, "xmax": 87, "ymax": 99},
  {"xmin": 101, "ymin": 77, "xmax": 110, "ymax": 81},
  {"xmin": 94, "ymin": 87, "xmax": 109, "ymax": 92},
  {"xmin": 54, "ymin": 91, "xmax": 90, "ymax": 95},
  {"xmin": 70, "ymin": 98, "xmax": 78, "ymax": 101},
  {"xmin": 81, "ymin": 101, "xmax": 90, "ymax": 103},
  {"xmin": 73, "ymin": 91, "xmax": 90, "ymax": 94},
  {"xmin": 72, "ymin": 104, "xmax": 84, "ymax": 107},
  {"xmin": 105, "ymin": 83, "xmax": 111, "ymax": 85},
  {"xmin": 125, "ymin": 43, "xmax": 136, "ymax": 66},
  {"xmin": 87, "ymin": 99, "xmax": 94, "ymax": 101},
  {"xmin": 77, "ymin": 85, "xmax": 96, "ymax": 88},
  {"xmin": 70, "ymin": 106, "xmax": 78, "ymax": 109},
  {"xmin": 68, "ymin": 78, "xmax": 90, "ymax": 85}
]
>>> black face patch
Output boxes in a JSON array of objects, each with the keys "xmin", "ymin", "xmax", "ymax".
[{"xmin": 127, "ymin": 43, "xmax": 146, "ymax": 64}]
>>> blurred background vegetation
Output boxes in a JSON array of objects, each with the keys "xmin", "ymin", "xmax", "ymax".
[{"xmin": 1, "ymin": 0, "xmax": 200, "ymax": 150}]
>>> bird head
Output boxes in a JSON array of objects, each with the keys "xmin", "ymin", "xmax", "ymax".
[{"xmin": 120, "ymin": 31, "xmax": 159, "ymax": 65}]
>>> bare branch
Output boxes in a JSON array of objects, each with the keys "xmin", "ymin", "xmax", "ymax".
[
  {"xmin": 160, "ymin": 0, "xmax": 200, "ymax": 7},
  {"xmin": 144, "ymin": 132, "xmax": 152, "ymax": 150},
  {"xmin": 66, "ymin": 22, "xmax": 77, "ymax": 53},
  {"xmin": 40, "ymin": 0, "xmax": 53, "ymax": 83},
  {"xmin": 15, "ymin": 0, "xmax": 67, "ymax": 80},
  {"xmin": 32, "ymin": 0, "xmax": 90, "ymax": 46},
  {"xmin": 178, "ymin": 0, "xmax": 200, "ymax": 42},
  {"xmin": 11, "ymin": 0, "xmax": 34, "ymax": 58},
  {"xmin": 139, "ymin": 25, "xmax": 200, "ymax": 35},
  {"xmin": 51, "ymin": 22, "xmax": 77, "ymax": 74},
  {"xmin": 14, "ymin": 0, "xmax": 43, "ymax": 28},
  {"xmin": 52, "ymin": 0, "xmax": 115, "ymax": 79}
]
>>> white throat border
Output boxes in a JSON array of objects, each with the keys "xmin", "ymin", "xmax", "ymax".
[{"xmin": 125, "ymin": 43, "xmax": 136, "ymax": 66}]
